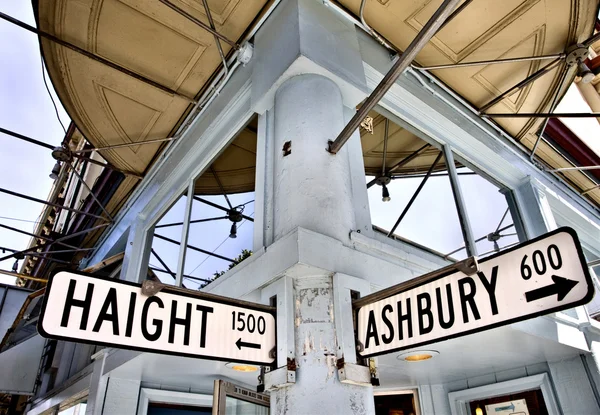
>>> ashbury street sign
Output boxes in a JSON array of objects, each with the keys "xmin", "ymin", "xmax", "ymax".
[
  {"xmin": 38, "ymin": 272, "xmax": 276, "ymax": 365},
  {"xmin": 355, "ymin": 227, "xmax": 594, "ymax": 358}
]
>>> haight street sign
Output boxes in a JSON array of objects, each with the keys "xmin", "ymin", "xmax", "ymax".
[
  {"xmin": 38, "ymin": 272, "xmax": 276, "ymax": 365},
  {"xmin": 355, "ymin": 227, "xmax": 594, "ymax": 358}
]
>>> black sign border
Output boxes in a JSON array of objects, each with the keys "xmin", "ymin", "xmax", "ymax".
[
  {"xmin": 37, "ymin": 269, "xmax": 277, "ymax": 367},
  {"xmin": 356, "ymin": 227, "xmax": 595, "ymax": 358}
]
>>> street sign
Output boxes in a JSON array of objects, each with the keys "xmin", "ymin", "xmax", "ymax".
[
  {"xmin": 355, "ymin": 227, "xmax": 594, "ymax": 358},
  {"xmin": 38, "ymin": 271, "xmax": 276, "ymax": 365}
]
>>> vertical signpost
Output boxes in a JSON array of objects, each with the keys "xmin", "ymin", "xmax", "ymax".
[{"xmin": 354, "ymin": 228, "xmax": 594, "ymax": 358}]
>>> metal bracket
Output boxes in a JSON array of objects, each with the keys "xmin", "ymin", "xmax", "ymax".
[
  {"xmin": 337, "ymin": 358, "xmax": 372, "ymax": 386},
  {"xmin": 455, "ymin": 256, "xmax": 479, "ymax": 276},
  {"xmin": 565, "ymin": 44, "xmax": 589, "ymax": 66},
  {"xmin": 263, "ymin": 361, "xmax": 296, "ymax": 391},
  {"xmin": 368, "ymin": 358, "xmax": 380, "ymax": 386},
  {"xmin": 141, "ymin": 280, "xmax": 165, "ymax": 296}
]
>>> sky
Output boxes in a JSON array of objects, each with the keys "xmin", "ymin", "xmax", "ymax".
[{"xmin": 0, "ymin": 3, "xmax": 71, "ymax": 285}]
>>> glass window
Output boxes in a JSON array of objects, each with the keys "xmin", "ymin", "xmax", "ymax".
[
  {"xmin": 469, "ymin": 388, "xmax": 548, "ymax": 415},
  {"xmin": 145, "ymin": 117, "xmax": 257, "ymax": 289},
  {"xmin": 363, "ymin": 112, "xmax": 520, "ymax": 260}
]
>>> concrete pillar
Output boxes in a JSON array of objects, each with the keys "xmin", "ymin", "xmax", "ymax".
[
  {"xmin": 272, "ymin": 74, "xmax": 355, "ymax": 242},
  {"xmin": 250, "ymin": 1, "xmax": 374, "ymax": 413},
  {"xmin": 271, "ymin": 276, "xmax": 375, "ymax": 415}
]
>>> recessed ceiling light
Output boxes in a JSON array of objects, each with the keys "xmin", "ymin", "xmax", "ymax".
[
  {"xmin": 225, "ymin": 362, "xmax": 259, "ymax": 372},
  {"xmin": 397, "ymin": 350, "xmax": 439, "ymax": 362}
]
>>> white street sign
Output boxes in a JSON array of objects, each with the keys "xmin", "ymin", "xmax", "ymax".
[
  {"xmin": 39, "ymin": 272, "xmax": 276, "ymax": 365},
  {"xmin": 355, "ymin": 228, "xmax": 594, "ymax": 358}
]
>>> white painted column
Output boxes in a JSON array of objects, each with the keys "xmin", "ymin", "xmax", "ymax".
[
  {"xmin": 266, "ymin": 74, "xmax": 373, "ymax": 415},
  {"xmin": 250, "ymin": 1, "xmax": 374, "ymax": 412},
  {"xmin": 272, "ymin": 74, "xmax": 355, "ymax": 242},
  {"xmin": 270, "ymin": 276, "xmax": 375, "ymax": 415}
]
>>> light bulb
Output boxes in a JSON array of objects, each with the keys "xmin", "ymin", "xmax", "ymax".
[{"xmin": 382, "ymin": 184, "xmax": 391, "ymax": 202}]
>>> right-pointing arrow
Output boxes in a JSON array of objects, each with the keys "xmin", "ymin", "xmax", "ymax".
[{"xmin": 525, "ymin": 275, "xmax": 579, "ymax": 303}]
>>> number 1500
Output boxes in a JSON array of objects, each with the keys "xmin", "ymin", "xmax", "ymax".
[{"xmin": 232, "ymin": 311, "xmax": 266, "ymax": 334}]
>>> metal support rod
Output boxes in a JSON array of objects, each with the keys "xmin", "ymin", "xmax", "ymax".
[
  {"xmin": 149, "ymin": 266, "xmax": 211, "ymax": 284},
  {"xmin": 194, "ymin": 197, "xmax": 254, "ymax": 222},
  {"xmin": 151, "ymin": 248, "xmax": 175, "ymax": 277},
  {"xmin": 0, "ymin": 223, "xmax": 109, "ymax": 263},
  {"xmin": 0, "ymin": 11, "xmax": 196, "ymax": 104},
  {"xmin": 0, "ymin": 127, "xmax": 55, "ymax": 150},
  {"xmin": 0, "ymin": 187, "xmax": 108, "ymax": 222},
  {"xmin": 390, "ymin": 171, "xmax": 477, "ymax": 179},
  {"xmin": 479, "ymin": 58, "xmax": 563, "ymax": 113},
  {"xmin": 73, "ymin": 136, "xmax": 179, "ymax": 154},
  {"xmin": 38, "ymin": 247, "xmax": 95, "ymax": 255},
  {"xmin": 443, "ymin": 145, "xmax": 478, "ymax": 257},
  {"xmin": 68, "ymin": 163, "xmax": 114, "ymax": 222},
  {"xmin": 153, "ymin": 233, "xmax": 235, "ymax": 263},
  {"xmin": 352, "ymin": 256, "xmax": 479, "ymax": 308},
  {"xmin": 583, "ymin": 31, "xmax": 600, "ymax": 48},
  {"xmin": 589, "ymin": 258, "xmax": 600, "ymax": 267},
  {"xmin": 483, "ymin": 112, "xmax": 600, "ymax": 118},
  {"xmin": 175, "ymin": 181, "xmax": 195, "ymax": 286},
  {"xmin": 72, "ymin": 154, "xmax": 143, "ymax": 179},
  {"xmin": 155, "ymin": 216, "xmax": 228, "ymax": 229},
  {"xmin": 547, "ymin": 165, "xmax": 600, "ymax": 172},
  {"xmin": 328, "ymin": 0, "xmax": 462, "ymax": 154},
  {"xmin": 381, "ymin": 118, "xmax": 389, "ymax": 177},
  {"xmin": 0, "ymin": 269, "xmax": 47, "ymax": 283},
  {"xmin": 436, "ymin": 0, "xmax": 473, "ymax": 32},
  {"xmin": 582, "ymin": 184, "xmax": 600, "ymax": 196},
  {"xmin": 159, "ymin": 0, "xmax": 240, "ymax": 49},
  {"xmin": 210, "ymin": 166, "xmax": 233, "ymax": 209},
  {"xmin": 443, "ymin": 224, "xmax": 514, "ymax": 258},
  {"xmin": 416, "ymin": 53, "xmax": 564, "ymax": 71},
  {"xmin": 0, "ymin": 223, "xmax": 80, "ymax": 250},
  {"xmin": 201, "ymin": 0, "xmax": 228, "ymax": 75},
  {"xmin": 529, "ymin": 66, "xmax": 571, "ymax": 162},
  {"xmin": 387, "ymin": 152, "xmax": 443, "ymax": 237},
  {"xmin": 0, "ymin": 247, "xmax": 70, "ymax": 264},
  {"xmin": 367, "ymin": 143, "xmax": 431, "ymax": 188}
]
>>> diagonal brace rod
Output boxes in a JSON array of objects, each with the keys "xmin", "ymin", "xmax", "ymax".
[
  {"xmin": 328, "ymin": 0, "xmax": 462, "ymax": 154},
  {"xmin": 194, "ymin": 197, "xmax": 254, "ymax": 222},
  {"xmin": 0, "ymin": 187, "xmax": 108, "ymax": 222},
  {"xmin": 387, "ymin": 152, "xmax": 443, "ymax": 237},
  {"xmin": 479, "ymin": 58, "xmax": 563, "ymax": 113},
  {"xmin": 153, "ymin": 233, "xmax": 235, "ymax": 262}
]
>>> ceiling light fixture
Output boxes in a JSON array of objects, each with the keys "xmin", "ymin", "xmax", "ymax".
[
  {"xmin": 397, "ymin": 350, "xmax": 439, "ymax": 362},
  {"xmin": 382, "ymin": 183, "xmax": 391, "ymax": 202},
  {"xmin": 49, "ymin": 161, "xmax": 61, "ymax": 180},
  {"xmin": 225, "ymin": 362, "xmax": 258, "ymax": 372}
]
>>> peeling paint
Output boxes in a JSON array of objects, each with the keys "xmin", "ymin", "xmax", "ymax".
[{"xmin": 325, "ymin": 353, "xmax": 337, "ymax": 380}]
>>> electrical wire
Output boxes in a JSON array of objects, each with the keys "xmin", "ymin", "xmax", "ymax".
[
  {"xmin": 40, "ymin": 55, "xmax": 67, "ymax": 134},
  {"xmin": 0, "ymin": 215, "xmax": 43, "ymax": 225}
]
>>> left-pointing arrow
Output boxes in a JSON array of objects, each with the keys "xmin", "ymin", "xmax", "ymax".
[
  {"xmin": 236, "ymin": 338, "xmax": 261, "ymax": 350},
  {"xmin": 525, "ymin": 275, "xmax": 579, "ymax": 303}
]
